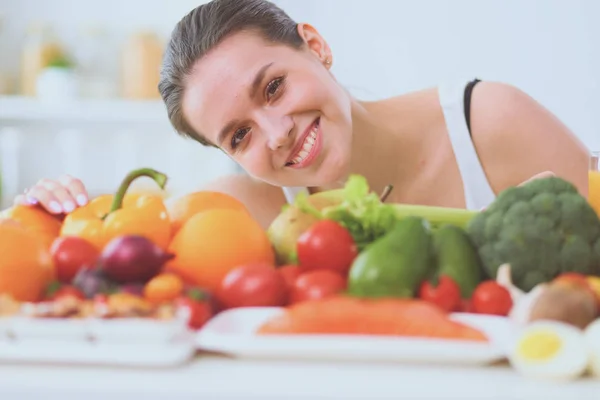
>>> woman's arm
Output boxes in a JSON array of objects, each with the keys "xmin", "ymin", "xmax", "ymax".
[
  {"xmin": 201, "ymin": 173, "xmax": 288, "ymax": 229},
  {"xmin": 470, "ymin": 81, "xmax": 590, "ymax": 197}
]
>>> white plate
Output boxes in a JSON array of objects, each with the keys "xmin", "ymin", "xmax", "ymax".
[
  {"xmin": 196, "ymin": 307, "xmax": 512, "ymax": 366},
  {"xmin": 0, "ymin": 315, "xmax": 197, "ymax": 367},
  {"xmin": 88, "ymin": 317, "xmax": 190, "ymax": 343},
  {"xmin": 9, "ymin": 317, "xmax": 90, "ymax": 340},
  {"xmin": 0, "ymin": 315, "xmax": 190, "ymax": 344},
  {"xmin": 0, "ymin": 335, "xmax": 196, "ymax": 367}
]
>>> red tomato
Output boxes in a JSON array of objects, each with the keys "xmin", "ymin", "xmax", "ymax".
[
  {"xmin": 217, "ymin": 263, "xmax": 287, "ymax": 309},
  {"xmin": 46, "ymin": 284, "xmax": 85, "ymax": 301},
  {"xmin": 418, "ymin": 275, "xmax": 461, "ymax": 313},
  {"xmin": 472, "ymin": 281, "xmax": 513, "ymax": 316},
  {"xmin": 278, "ymin": 265, "xmax": 303, "ymax": 290},
  {"xmin": 176, "ymin": 289, "xmax": 214, "ymax": 330},
  {"xmin": 296, "ymin": 220, "xmax": 358, "ymax": 276},
  {"xmin": 50, "ymin": 236, "xmax": 100, "ymax": 283},
  {"xmin": 290, "ymin": 270, "xmax": 347, "ymax": 304}
]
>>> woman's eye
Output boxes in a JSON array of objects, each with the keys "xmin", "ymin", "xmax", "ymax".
[
  {"xmin": 265, "ymin": 77, "xmax": 285, "ymax": 100},
  {"xmin": 231, "ymin": 127, "xmax": 250, "ymax": 149}
]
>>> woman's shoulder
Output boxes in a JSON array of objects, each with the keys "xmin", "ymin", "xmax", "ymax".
[
  {"xmin": 467, "ymin": 81, "xmax": 590, "ymax": 195},
  {"xmin": 200, "ymin": 173, "xmax": 287, "ymax": 228}
]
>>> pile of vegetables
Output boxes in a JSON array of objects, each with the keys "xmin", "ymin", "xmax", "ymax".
[
  {"xmin": 269, "ymin": 174, "xmax": 600, "ymax": 300},
  {"xmin": 2, "ymin": 163, "xmax": 600, "ymax": 339},
  {"xmin": 258, "ymin": 173, "xmax": 600, "ymax": 343}
]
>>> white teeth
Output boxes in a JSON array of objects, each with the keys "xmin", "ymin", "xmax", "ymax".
[
  {"xmin": 298, "ymin": 150, "xmax": 309, "ymax": 159},
  {"xmin": 288, "ymin": 121, "xmax": 319, "ymax": 165}
]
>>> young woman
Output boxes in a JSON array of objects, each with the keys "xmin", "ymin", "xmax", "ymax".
[{"xmin": 15, "ymin": 0, "xmax": 590, "ymax": 229}]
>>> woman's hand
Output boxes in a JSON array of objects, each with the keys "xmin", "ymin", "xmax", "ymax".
[
  {"xmin": 14, "ymin": 175, "xmax": 89, "ymax": 215},
  {"xmin": 518, "ymin": 171, "xmax": 555, "ymax": 186},
  {"xmin": 480, "ymin": 171, "xmax": 556, "ymax": 211}
]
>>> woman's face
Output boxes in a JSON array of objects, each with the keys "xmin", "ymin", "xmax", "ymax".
[{"xmin": 181, "ymin": 26, "xmax": 353, "ymax": 188}]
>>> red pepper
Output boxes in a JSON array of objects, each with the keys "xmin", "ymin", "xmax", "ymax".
[
  {"xmin": 418, "ymin": 275, "xmax": 462, "ymax": 313},
  {"xmin": 176, "ymin": 288, "xmax": 214, "ymax": 330}
]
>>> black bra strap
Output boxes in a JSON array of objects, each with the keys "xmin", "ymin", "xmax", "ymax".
[{"xmin": 464, "ymin": 78, "xmax": 481, "ymax": 137}]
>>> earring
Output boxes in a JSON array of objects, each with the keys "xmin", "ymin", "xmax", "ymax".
[{"xmin": 325, "ymin": 58, "xmax": 332, "ymax": 66}]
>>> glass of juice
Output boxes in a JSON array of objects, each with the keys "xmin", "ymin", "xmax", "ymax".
[{"xmin": 590, "ymin": 150, "xmax": 600, "ymax": 217}]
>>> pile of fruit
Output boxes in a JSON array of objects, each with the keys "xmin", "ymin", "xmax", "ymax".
[
  {"xmin": 0, "ymin": 167, "xmax": 274, "ymax": 330},
  {"xmin": 0, "ymin": 167, "xmax": 600, "ymax": 378}
]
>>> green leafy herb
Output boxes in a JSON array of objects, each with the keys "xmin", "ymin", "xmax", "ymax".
[{"xmin": 295, "ymin": 175, "xmax": 398, "ymax": 251}]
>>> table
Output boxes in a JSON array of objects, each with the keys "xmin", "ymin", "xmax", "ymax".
[{"xmin": 0, "ymin": 353, "xmax": 598, "ymax": 399}]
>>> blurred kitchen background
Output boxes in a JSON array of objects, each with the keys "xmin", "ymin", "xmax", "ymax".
[{"xmin": 0, "ymin": 0, "xmax": 598, "ymax": 207}]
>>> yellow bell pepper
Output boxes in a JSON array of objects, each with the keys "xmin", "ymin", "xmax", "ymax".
[{"xmin": 60, "ymin": 168, "xmax": 171, "ymax": 251}]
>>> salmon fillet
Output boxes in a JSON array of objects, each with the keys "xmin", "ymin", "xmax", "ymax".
[{"xmin": 256, "ymin": 296, "xmax": 488, "ymax": 342}]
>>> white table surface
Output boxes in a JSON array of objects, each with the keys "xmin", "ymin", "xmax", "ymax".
[{"xmin": 0, "ymin": 353, "xmax": 598, "ymax": 400}]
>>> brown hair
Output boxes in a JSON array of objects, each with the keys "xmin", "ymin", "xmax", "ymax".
[{"xmin": 158, "ymin": 0, "xmax": 305, "ymax": 147}]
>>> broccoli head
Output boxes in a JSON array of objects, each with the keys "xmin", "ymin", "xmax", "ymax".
[{"xmin": 466, "ymin": 176, "xmax": 600, "ymax": 291}]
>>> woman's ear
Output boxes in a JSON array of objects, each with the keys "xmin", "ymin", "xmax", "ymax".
[{"xmin": 297, "ymin": 23, "xmax": 332, "ymax": 67}]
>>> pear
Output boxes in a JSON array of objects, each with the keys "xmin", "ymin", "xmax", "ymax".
[{"xmin": 267, "ymin": 191, "xmax": 344, "ymax": 265}]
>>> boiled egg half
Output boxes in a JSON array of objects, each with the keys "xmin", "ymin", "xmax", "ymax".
[{"xmin": 508, "ymin": 320, "xmax": 589, "ymax": 381}]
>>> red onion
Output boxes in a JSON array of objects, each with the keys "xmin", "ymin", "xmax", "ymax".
[{"xmin": 98, "ymin": 235, "xmax": 175, "ymax": 284}]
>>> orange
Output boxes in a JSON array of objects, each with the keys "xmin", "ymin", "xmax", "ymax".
[
  {"xmin": 0, "ymin": 221, "xmax": 55, "ymax": 302},
  {"xmin": 167, "ymin": 191, "xmax": 249, "ymax": 237},
  {"xmin": 0, "ymin": 205, "xmax": 62, "ymax": 249},
  {"xmin": 166, "ymin": 208, "xmax": 275, "ymax": 292}
]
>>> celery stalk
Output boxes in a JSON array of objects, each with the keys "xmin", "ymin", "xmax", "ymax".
[{"xmin": 391, "ymin": 204, "xmax": 479, "ymax": 230}]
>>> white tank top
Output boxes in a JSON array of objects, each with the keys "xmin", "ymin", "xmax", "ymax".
[{"xmin": 281, "ymin": 79, "xmax": 497, "ymax": 211}]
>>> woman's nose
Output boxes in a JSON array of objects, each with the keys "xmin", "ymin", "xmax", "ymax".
[
  {"xmin": 268, "ymin": 131, "xmax": 289, "ymax": 150},
  {"xmin": 265, "ymin": 116, "xmax": 294, "ymax": 151}
]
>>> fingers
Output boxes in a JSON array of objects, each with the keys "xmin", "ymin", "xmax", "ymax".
[
  {"xmin": 58, "ymin": 174, "xmax": 89, "ymax": 206},
  {"xmin": 26, "ymin": 180, "xmax": 66, "ymax": 214},
  {"xmin": 14, "ymin": 175, "xmax": 89, "ymax": 215},
  {"xmin": 518, "ymin": 171, "xmax": 555, "ymax": 187}
]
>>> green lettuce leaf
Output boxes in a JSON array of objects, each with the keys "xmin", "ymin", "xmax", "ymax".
[{"xmin": 295, "ymin": 175, "xmax": 398, "ymax": 251}]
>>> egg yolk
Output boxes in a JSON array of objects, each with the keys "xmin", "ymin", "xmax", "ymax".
[{"xmin": 517, "ymin": 331, "xmax": 562, "ymax": 361}]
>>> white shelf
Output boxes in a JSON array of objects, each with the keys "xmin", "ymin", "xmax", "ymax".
[{"xmin": 0, "ymin": 95, "xmax": 171, "ymax": 124}]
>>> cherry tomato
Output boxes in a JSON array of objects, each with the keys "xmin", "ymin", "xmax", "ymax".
[
  {"xmin": 50, "ymin": 236, "xmax": 100, "ymax": 283},
  {"xmin": 278, "ymin": 265, "xmax": 303, "ymax": 291},
  {"xmin": 472, "ymin": 281, "xmax": 513, "ymax": 316},
  {"xmin": 290, "ymin": 270, "xmax": 347, "ymax": 304},
  {"xmin": 217, "ymin": 263, "xmax": 287, "ymax": 309},
  {"xmin": 176, "ymin": 288, "xmax": 214, "ymax": 330},
  {"xmin": 296, "ymin": 220, "xmax": 358, "ymax": 276},
  {"xmin": 46, "ymin": 282, "xmax": 85, "ymax": 301},
  {"xmin": 418, "ymin": 275, "xmax": 461, "ymax": 313}
]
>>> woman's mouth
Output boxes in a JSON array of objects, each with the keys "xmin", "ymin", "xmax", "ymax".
[{"xmin": 285, "ymin": 118, "xmax": 322, "ymax": 169}]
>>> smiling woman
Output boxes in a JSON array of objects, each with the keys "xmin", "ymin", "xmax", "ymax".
[{"xmin": 15, "ymin": 0, "xmax": 592, "ymax": 230}]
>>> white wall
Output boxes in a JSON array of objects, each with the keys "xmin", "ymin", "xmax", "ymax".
[
  {"xmin": 3, "ymin": 0, "xmax": 596, "ymax": 147},
  {"xmin": 0, "ymin": 0, "xmax": 598, "ymax": 202},
  {"xmin": 285, "ymin": 0, "xmax": 600, "ymax": 150}
]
